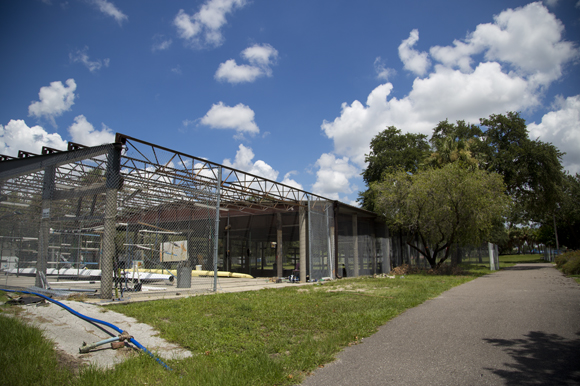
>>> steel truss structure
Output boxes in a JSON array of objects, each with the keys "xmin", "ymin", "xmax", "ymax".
[{"xmin": 0, "ymin": 134, "xmax": 396, "ymax": 299}]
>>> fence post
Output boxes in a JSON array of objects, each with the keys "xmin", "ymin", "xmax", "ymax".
[
  {"xmin": 488, "ymin": 242, "xmax": 496, "ymax": 271},
  {"xmin": 213, "ymin": 166, "xmax": 221, "ymax": 292}
]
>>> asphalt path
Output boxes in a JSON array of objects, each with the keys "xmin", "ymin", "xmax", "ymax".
[{"xmin": 302, "ymin": 264, "xmax": 580, "ymax": 386}]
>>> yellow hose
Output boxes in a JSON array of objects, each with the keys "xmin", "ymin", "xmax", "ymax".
[{"xmin": 142, "ymin": 268, "xmax": 253, "ymax": 279}]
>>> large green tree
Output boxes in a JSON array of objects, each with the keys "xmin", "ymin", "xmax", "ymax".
[
  {"xmin": 478, "ymin": 112, "xmax": 565, "ymax": 223},
  {"xmin": 359, "ymin": 126, "xmax": 430, "ymax": 211},
  {"xmin": 537, "ymin": 173, "xmax": 580, "ymax": 250},
  {"xmin": 371, "ymin": 163, "xmax": 510, "ymax": 268}
]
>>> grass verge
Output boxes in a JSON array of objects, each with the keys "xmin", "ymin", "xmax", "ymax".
[
  {"xmin": 1, "ymin": 272, "xmax": 476, "ymax": 386},
  {"xmin": 498, "ymin": 253, "xmax": 548, "ymax": 265},
  {"xmin": 0, "ymin": 312, "xmax": 76, "ymax": 386}
]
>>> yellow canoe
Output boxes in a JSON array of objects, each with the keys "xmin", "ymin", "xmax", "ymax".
[{"xmin": 142, "ymin": 268, "xmax": 253, "ymax": 279}]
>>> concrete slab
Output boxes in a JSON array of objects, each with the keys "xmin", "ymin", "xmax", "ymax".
[{"xmin": 8, "ymin": 299, "xmax": 191, "ymax": 369}]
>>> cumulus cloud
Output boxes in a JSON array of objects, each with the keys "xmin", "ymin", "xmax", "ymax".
[
  {"xmin": 281, "ymin": 171, "xmax": 304, "ymax": 190},
  {"xmin": 312, "ymin": 153, "xmax": 359, "ymax": 199},
  {"xmin": 0, "ymin": 115, "xmax": 115, "ymax": 157},
  {"xmin": 200, "ymin": 102, "xmax": 259, "ymax": 137},
  {"xmin": 528, "ymin": 95, "xmax": 580, "ymax": 174},
  {"xmin": 28, "ymin": 79, "xmax": 77, "ymax": 127},
  {"xmin": 215, "ymin": 44, "xmax": 278, "ymax": 83},
  {"xmin": 68, "ymin": 115, "xmax": 115, "ymax": 146},
  {"xmin": 223, "ymin": 144, "xmax": 278, "ymax": 180},
  {"xmin": 91, "ymin": 0, "xmax": 127, "ymax": 25},
  {"xmin": 430, "ymin": 2, "xmax": 579, "ymax": 87},
  {"xmin": 215, "ymin": 60, "xmax": 263, "ymax": 83},
  {"xmin": 174, "ymin": 0, "xmax": 248, "ymax": 48},
  {"xmin": 398, "ymin": 29, "xmax": 430, "ymax": 76},
  {"xmin": 70, "ymin": 47, "xmax": 110, "ymax": 72},
  {"xmin": 0, "ymin": 120, "xmax": 67, "ymax": 156},
  {"xmin": 316, "ymin": 2, "xmax": 580, "ymax": 201},
  {"xmin": 374, "ymin": 57, "xmax": 396, "ymax": 80}
]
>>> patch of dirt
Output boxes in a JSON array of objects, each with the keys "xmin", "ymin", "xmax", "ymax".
[
  {"xmin": 390, "ymin": 264, "xmax": 467, "ymax": 276},
  {"xmin": 55, "ymin": 347, "xmax": 88, "ymax": 376},
  {"xmin": 391, "ymin": 264, "xmax": 422, "ymax": 275}
]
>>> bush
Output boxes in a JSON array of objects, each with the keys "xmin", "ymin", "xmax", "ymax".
[
  {"xmin": 561, "ymin": 251, "xmax": 580, "ymax": 275},
  {"xmin": 556, "ymin": 250, "xmax": 580, "ymax": 275},
  {"xmin": 555, "ymin": 253, "xmax": 569, "ymax": 268}
]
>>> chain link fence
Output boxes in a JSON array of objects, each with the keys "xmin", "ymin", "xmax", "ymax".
[
  {"xmin": 3, "ymin": 135, "xmax": 509, "ymax": 298},
  {"xmin": 386, "ymin": 232, "xmax": 500, "ymax": 271},
  {"xmin": 308, "ymin": 199, "xmax": 333, "ymax": 281}
]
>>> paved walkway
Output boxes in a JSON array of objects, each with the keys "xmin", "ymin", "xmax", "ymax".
[{"xmin": 302, "ymin": 264, "xmax": 580, "ymax": 385}]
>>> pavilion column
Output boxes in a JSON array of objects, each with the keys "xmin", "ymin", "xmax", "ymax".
[
  {"xmin": 299, "ymin": 205, "xmax": 307, "ymax": 283},
  {"xmin": 372, "ymin": 230, "xmax": 377, "ymax": 276},
  {"xmin": 276, "ymin": 213, "xmax": 283, "ymax": 278},
  {"xmin": 100, "ymin": 144, "xmax": 122, "ymax": 299},
  {"xmin": 36, "ymin": 165, "xmax": 55, "ymax": 288},
  {"xmin": 352, "ymin": 213, "xmax": 359, "ymax": 277}
]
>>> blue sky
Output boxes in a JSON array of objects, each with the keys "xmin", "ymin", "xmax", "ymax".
[{"xmin": 1, "ymin": 0, "xmax": 579, "ymax": 206}]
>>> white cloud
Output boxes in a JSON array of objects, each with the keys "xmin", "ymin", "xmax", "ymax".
[
  {"xmin": 316, "ymin": 2, "xmax": 579, "ymax": 201},
  {"xmin": 430, "ymin": 2, "xmax": 579, "ymax": 88},
  {"xmin": 91, "ymin": 0, "xmax": 127, "ymax": 25},
  {"xmin": 398, "ymin": 29, "xmax": 430, "ymax": 77},
  {"xmin": 67, "ymin": 115, "xmax": 115, "ymax": 146},
  {"xmin": 152, "ymin": 35, "xmax": 172, "ymax": 52},
  {"xmin": 215, "ymin": 60, "xmax": 263, "ymax": 83},
  {"xmin": 374, "ymin": 57, "xmax": 396, "ymax": 80},
  {"xmin": 0, "ymin": 120, "xmax": 67, "ymax": 156},
  {"xmin": 281, "ymin": 171, "xmax": 303, "ymax": 190},
  {"xmin": 200, "ymin": 102, "xmax": 259, "ymax": 136},
  {"xmin": 28, "ymin": 79, "xmax": 77, "ymax": 127},
  {"xmin": 242, "ymin": 44, "xmax": 278, "ymax": 70},
  {"xmin": 215, "ymin": 44, "xmax": 278, "ymax": 83},
  {"xmin": 174, "ymin": 0, "xmax": 248, "ymax": 48},
  {"xmin": 70, "ymin": 47, "xmax": 109, "ymax": 72},
  {"xmin": 543, "ymin": 0, "xmax": 558, "ymax": 7},
  {"xmin": 528, "ymin": 95, "xmax": 580, "ymax": 174},
  {"xmin": 311, "ymin": 153, "xmax": 359, "ymax": 199},
  {"xmin": 223, "ymin": 144, "xmax": 279, "ymax": 180}
]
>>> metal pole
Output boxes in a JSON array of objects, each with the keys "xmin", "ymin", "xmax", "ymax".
[
  {"xmin": 307, "ymin": 197, "xmax": 312, "ymax": 281},
  {"xmin": 326, "ymin": 203, "xmax": 333, "ymax": 278},
  {"xmin": 213, "ymin": 166, "xmax": 221, "ymax": 292},
  {"xmin": 553, "ymin": 214, "xmax": 559, "ymax": 252},
  {"xmin": 37, "ymin": 165, "xmax": 55, "ymax": 288}
]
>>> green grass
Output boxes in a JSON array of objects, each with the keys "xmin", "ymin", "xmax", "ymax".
[
  {"xmin": 1, "ymin": 272, "xmax": 477, "ymax": 386},
  {"xmin": 498, "ymin": 253, "xmax": 547, "ymax": 265},
  {"xmin": 0, "ymin": 313, "xmax": 76, "ymax": 386}
]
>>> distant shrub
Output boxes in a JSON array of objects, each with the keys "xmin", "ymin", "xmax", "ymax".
[
  {"xmin": 560, "ymin": 251, "xmax": 580, "ymax": 275},
  {"xmin": 555, "ymin": 253, "xmax": 569, "ymax": 268}
]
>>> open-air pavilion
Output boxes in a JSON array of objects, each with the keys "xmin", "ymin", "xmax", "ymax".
[{"xmin": 0, "ymin": 134, "xmax": 393, "ymax": 298}]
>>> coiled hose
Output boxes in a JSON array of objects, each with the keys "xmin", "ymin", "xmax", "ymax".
[{"xmin": 0, "ymin": 288, "xmax": 172, "ymax": 371}]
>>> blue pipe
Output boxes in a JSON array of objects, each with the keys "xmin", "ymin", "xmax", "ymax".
[{"xmin": 0, "ymin": 288, "xmax": 172, "ymax": 371}]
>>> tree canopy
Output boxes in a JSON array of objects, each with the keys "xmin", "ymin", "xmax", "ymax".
[
  {"xmin": 359, "ymin": 126, "xmax": 430, "ymax": 211},
  {"xmin": 360, "ymin": 111, "xmax": 567, "ymax": 256},
  {"xmin": 372, "ymin": 163, "xmax": 509, "ymax": 268}
]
